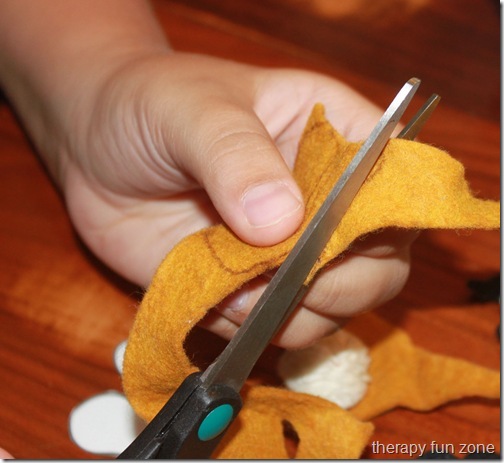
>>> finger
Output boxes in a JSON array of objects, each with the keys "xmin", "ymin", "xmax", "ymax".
[
  {"xmin": 273, "ymin": 306, "xmax": 341, "ymax": 349},
  {"xmin": 198, "ymin": 309, "xmax": 241, "ymax": 341},
  {"xmin": 172, "ymin": 102, "xmax": 305, "ymax": 246},
  {"xmin": 214, "ymin": 275, "xmax": 341, "ymax": 350},
  {"xmin": 302, "ymin": 249, "xmax": 411, "ymax": 318},
  {"xmin": 300, "ymin": 229, "xmax": 418, "ymax": 317},
  {"xmin": 308, "ymin": 76, "xmax": 400, "ymax": 142},
  {"xmin": 349, "ymin": 229, "xmax": 420, "ymax": 257},
  {"xmin": 217, "ymin": 232, "xmax": 413, "ymax": 320},
  {"xmin": 212, "ymin": 240, "xmax": 411, "ymax": 348},
  {"xmin": 208, "ymin": 296, "xmax": 341, "ymax": 351}
]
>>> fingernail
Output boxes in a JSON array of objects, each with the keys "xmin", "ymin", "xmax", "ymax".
[
  {"xmin": 223, "ymin": 290, "xmax": 248, "ymax": 312},
  {"xmin": 242, "ymin": 182, "xmax": 302, "ymax": 228}
]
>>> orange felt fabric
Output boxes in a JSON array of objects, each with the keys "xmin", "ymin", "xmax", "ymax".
[
  {"xmin": 346, "ymin": 312, "xmax": 500, "ymax": 421},
  {"xmin": 122, "ymin": 105, "xmax": 499, "ymax": 459},
  {"xmin": 214, "ymin": 386, "xmax": 373, "ymax": 459}
]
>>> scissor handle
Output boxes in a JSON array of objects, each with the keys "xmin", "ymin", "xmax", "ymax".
[{"xmin": 117, "ymin": 372, "xmax": 242, "ymax": 459}]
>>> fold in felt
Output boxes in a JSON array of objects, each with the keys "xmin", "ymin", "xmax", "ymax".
[{"xmin": 122, "ymin": 105, "xmax": 499, "ymax": 459}]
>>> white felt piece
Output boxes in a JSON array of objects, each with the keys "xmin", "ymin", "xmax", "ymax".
[
  {"xmin": 277, "ymin": 329, "xmax": 371, "ymax": 409},
  {"xmin": 69, "ymin": 390, "xmax": 145, "ymax": 456},
  {"xmin": 114, "ymin": 340, "xmax": 128, "ymax": 375}
]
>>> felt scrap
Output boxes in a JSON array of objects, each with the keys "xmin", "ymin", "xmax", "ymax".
[
  {"xmin": 122, "ymin": 104, "xmax": 500, "ymax": 459},
  {"xmin": 346, "ymin": 312, "xmax": 501, "ymax": 421},
  {"xmin": 214, "ymin": 386, "xmax": 373, "ymax": 459}
]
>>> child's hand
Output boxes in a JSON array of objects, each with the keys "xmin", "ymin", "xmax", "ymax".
[
  {"xmin": 0, "ymin": 1, "xmax": 415, "ymax": 348},
  {"xmin": 54, "ymin": 53, "xmax": 415, "ymax": 348}
]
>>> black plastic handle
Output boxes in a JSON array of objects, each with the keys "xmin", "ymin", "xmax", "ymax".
[{"xmin": 117, "ymin": 372, "xmax": 242, "ymax": 459}]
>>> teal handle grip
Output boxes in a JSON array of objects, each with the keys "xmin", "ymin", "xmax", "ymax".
[{"xmin": 117, "ymin": 372, "xmax": 242, "ymax": 459}]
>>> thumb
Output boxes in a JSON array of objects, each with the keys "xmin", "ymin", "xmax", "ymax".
[{"xmin": 175, "ymin": 104, "xmax": 305, "ymax": 246}]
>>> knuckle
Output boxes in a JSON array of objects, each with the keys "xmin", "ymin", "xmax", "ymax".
[
  {"xmin": 305, "ymin": 253, "xmax": 411, "ymax": 317},
  {"xmin": 204, "ymin": 130, "xmax": 272, "ymax": 182},
  {"xmin": 275, "ymin": 309, "xmax": 340, "ymax": 349}
]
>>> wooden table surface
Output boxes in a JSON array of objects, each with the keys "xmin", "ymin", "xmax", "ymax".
[{"xmin": 0, "ymin": 0, "xmax": 500, "ymax": 459}]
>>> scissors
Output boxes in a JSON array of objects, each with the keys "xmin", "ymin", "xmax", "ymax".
[{"xmin": 117, "ymin": 77, "xmax": 440, "ymax": 459}]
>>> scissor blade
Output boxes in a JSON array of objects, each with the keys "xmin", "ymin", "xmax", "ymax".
[
  {"xmin": 200, "ymin": 77, "xmax": 421, "ymax": 391},
  {"xmin": 398, "ymin": 94, "xmax": 440, "ymax": 140}
]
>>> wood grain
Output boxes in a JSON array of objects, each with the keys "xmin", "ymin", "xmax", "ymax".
[{"xmin": 0, "ymin": 0, "xmax": 499, "ymax": 458}]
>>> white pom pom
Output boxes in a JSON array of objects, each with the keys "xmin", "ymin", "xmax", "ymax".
[{"xmin": 277, "ymin": 329, "xmax": 371, "ymax": 409}]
